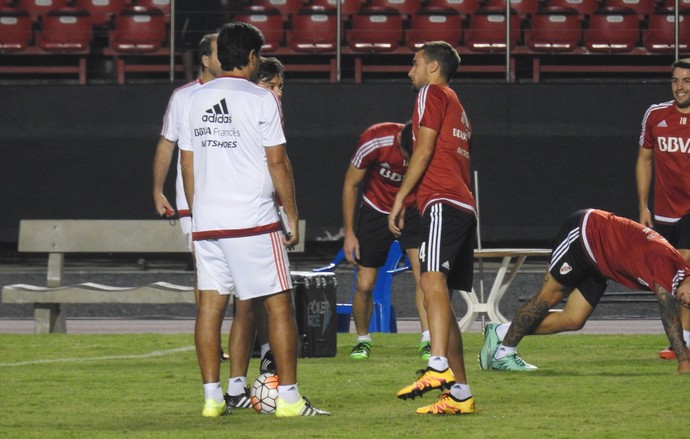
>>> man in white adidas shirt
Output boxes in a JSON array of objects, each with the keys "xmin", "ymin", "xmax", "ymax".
[{"xmin": 178, "ymin": 22, "xmax": 329, "ymax": 418}]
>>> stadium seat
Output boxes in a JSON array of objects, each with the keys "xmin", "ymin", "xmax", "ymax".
[
  {"xmin": 406, "ymin": 6, "xmax": 463, "ymax": 51},
  {"xmin": 584, "ymin": 6, "xmax": 640, "ymax": 52},
  {"xmin": 346, "ymin": 6, "xmax": 404, "ymax": 52},
  {"xmin": 109, "ymin": 5, "xmax": 166, "ymax": 53},
  {"xmin": 644, "ymin": 9, "xmax": 690, "ymax": 53},
  {"xmin": 253, "ymin": 0, "xmax": 305, "ymax": 21},
  {"xmin": 134, "ymin": 0, "xmax": 170, "ymax": 18},
  {"xmin": 36, "ymin": 7, "xmax": 92, "ymax": 52},
  {"xmin": 369, "ymin": 0, "xmax": 423, "ymax": 20},
  {"xmin": 525, "ymin": 6, "xmax": 582, "ymax": 52},
  {"xmin": 484, "ymin": 0, "xmax": 541, "ymax": 20},
  {"xmin": 545, "ymin": 0, "xmax": 600, "ymax": 19},
  {"xmin": 232, "ymin": 5, "xmax": 284, "ymax": 53},
  {"xmin": 0, "ymin": 7, "xmax": 32, "ymax": 52},
  {"xmin": 465, "ymin": 6, "xmax": 521, "ymax": 52},
  {"xmin": 287, "ymin": 5, "xmax": 338, "ymax": 52},
  {"xmin": 426, "ymin": 0, "xmax": 481, "ymax": 18},
  {"xmin": 661, "ymin": 0, "xmax": 690, "ymax": 10},
  {"xmin": 74, "ymin": 0, "xmax": 127, "ymax": 27},
  {"xmin": 603, "ymin": 0, "xmax": 658, "ymax": 20},
  {"xmin": 310, "ymin": 0, "xmax": 363, "ymax": 19},
  {"xmin": 16, "ymin": 0, "xmax": 70, "ymax": 22}
]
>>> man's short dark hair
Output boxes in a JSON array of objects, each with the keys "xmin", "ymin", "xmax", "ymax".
[
  {"xmin": 400, "ymin": 121, "xmax": 413, "ymax": 158},
  {"xmin": 251, "ymin": 57, "xmax": 284, "ymax": 83},
  {"xmin": 198, "ymin": 33, "xmax": 218, "ymax": 62},
  {"xmin": 217, "ymin": 22, "xmax": 264, "ymax": 71},
  {"xmin": 673, "ymin": 58, "xmax": 690, "ymax": 72},
  {"xmin": 420, "ymin": 41, "xmax": 461, "ymax": 82}
]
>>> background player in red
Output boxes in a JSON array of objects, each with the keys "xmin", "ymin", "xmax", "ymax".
[
  {"xmin": 480, "ymin": 209, "xmax": 690, "ymax": 374},
  {"xmin": 342, "ymin": 121, "xmax": 431, "ymax": 360},
  {"xmin": 389, "ymin": 41, "xmax": 476, "ymax": 415},
  {"xmin": 637, "ymin": 58, "xmax": 690, "ymax": 360}
]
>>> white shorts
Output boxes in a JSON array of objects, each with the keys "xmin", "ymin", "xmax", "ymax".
[
  {"xmin": 193, "ymin": 231, "xmax": 292, "ymax": 300},
  {"xmin": 179, "ymin": 216, "xmax": 192, "ymax": 236}
]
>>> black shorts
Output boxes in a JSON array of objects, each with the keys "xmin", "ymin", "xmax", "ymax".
[
  {"xmin": 419, "ymin": 203, "xmax": 475, "ymax": 292},
  {"xmin": 356, "ymin": 205, "xmax": 420, "ymax": 268},
  {"xmin": 548, "ymin": 210, "xmax": 608, "ymax": 307},
  {"xmin": 655, "ymin": 212, "xmax": 690, "ymax": 250}
]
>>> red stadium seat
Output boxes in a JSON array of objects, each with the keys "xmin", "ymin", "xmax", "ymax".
[
  {"xmin": 109, "ymin": 5, "xmax": 166, "ymax": 53},
  {"xmin": 369, "ymin": 0, "xmax": 423, "ymax": 19},
  {"xmin": 584, "ymin": 6, "xmax": 640, "ymax": 52},
  {"xmin": 545, "ymin": 0, "xmax": 600, "ymax": 18},
  {"xmin": 465, "ymin": 6, "xmax": 521, "ymax": 52},
  {"xmin": 253, "ymin": 0, "xmax": 305, "ymax": 21},
  {"xmin": 603, "ymin": 0, "xmax": 658, "ymax": 20},
  {"xmin": 484, "ymin": 0, "xmax": 541, "ymax": 19},
  {"xmin": 16, "ymin": 0, "xmax": 70, "ymax": 22},
  {"xmin": 310, "ymin": 0, "xmax": 363, "ymax": 19},
  {"xmin": 525, "ymin": 6, "xmax": 582, "ymax": 52},
  {"xmin": 134, "ymin": 0, "xmax": 170, "ymax": 17},
  {"xmin": 644, "ymin": 9, "xmax": 690, "ymax": 53},
  {"xmin": 37, "ymin": 7, "xmax": 92, "ymax": 52},
  {"xmin": 661, "ymin": 0, "xmax": 690, "ymax": 11},
  {"xmin": 74, "ymin": 0, "xmax": 127, "ymax": 27},
  {"xmin": 426, "ymin": 0, "xmax": 481, "ymax": 18},
  {"xmin": 0, "ymin": 7, "xmax": 32, "ymax": 52},
  {"xmin": 288, "ymin": 5, "xmax": 338, "ymax": 52},
  {"xmin": 233, "ymin": 5, "xmax": 284, "ymax": 53},
  {"xmin": 346, "ymin": 6, "xmax": 404, "ymax": 52},
  {"xmin": 406, "ymin": 7, "xmax": 463, "ymax": 51}
]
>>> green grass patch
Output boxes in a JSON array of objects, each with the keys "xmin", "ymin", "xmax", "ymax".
[{"xmin": 0, "ymin": 332, "xmax": 685, "ymax": 438}]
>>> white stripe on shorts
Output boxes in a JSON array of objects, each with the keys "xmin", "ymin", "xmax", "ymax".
[
  {"xmin": 549, "ymin": 227, "xmax": 579, "ymax": 270},
  {"xmin": 427, "ymin": 203, "xmax": 443, "ymax": 271}
]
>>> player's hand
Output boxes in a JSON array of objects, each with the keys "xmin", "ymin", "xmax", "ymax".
[
  {"xmin": 343, "ymin": 234, "xmax": 360, "ymax": 265},
  {"xmin": 154, "ymin": 194, "xmax": 175, "ymax": 217},
  {"xmin": 388, "ymin": 200, "xmax": 405, "ymax": 237},
  {"xmin": 283, "ymin": 217, "xmax": 299, "ymax": 249},
  {"xmin": 639, "ymin": 208, "xmax": 654, "ymax": 228}
]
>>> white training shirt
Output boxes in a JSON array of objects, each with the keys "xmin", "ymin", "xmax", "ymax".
[
  {"xmin": 160, "ymin": 79, "xmax": 202, "ymax": 220},
  {"xmin": 178, "ymin": 75, "xmax": 286, "ymax": 239}
]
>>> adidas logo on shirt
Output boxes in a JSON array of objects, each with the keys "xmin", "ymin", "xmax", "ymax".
[
  {"xmin": 202, "ymin": 98, "xmax": 232, "ymax": 123},
  {"xmin": 657, "ymin": 120, "xmax": 668, "ymax": 128}
]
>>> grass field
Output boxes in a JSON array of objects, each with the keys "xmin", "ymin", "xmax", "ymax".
[{"xmin": 0, "ymin": 331, "xmax": 686, "ymax": 438}]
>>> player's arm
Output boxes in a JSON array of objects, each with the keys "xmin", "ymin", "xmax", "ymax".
[
  {"xmin": 342, "ymin": 164, "xmax": 367, "ymax": 264},
  {"xmin": 655, "ymin": 284, "xmax": 690, "ymax": 373},
  {"xmin": 389, "ymin": 126, "xmax": 437, "ymax": 236},
  {"xmin": 152, "ymin": 136, "xmax": 177, "ymax": 217},
  {"xmin": 635, "ymin": 146, "xmax": 654, "ymax": 227},
  {"xmin": 266, "ymin": 144, "xmax": 299, "ymax": 247},
  {"xmin": 180, "ymin": 149, "xmax": 194, "ymax": 211}
]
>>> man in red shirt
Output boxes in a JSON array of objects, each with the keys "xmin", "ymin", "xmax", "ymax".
[
  {"xmin": 637, "ymin": 59, "xmax": 690, "ymax": 360},
  {"xmin": 479, "ymin": 209, "xmax": 690, "ymax": 374},
  {"xmin": 342, "ymin": 122, "xmax": 430, "ymax": 361},
  {"xmin": 389, "ymin": 41, "xmax": 476, "ymax": 415}
]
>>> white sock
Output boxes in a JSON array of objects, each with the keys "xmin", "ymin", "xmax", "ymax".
[
  {"xmin": 260, "ymin": 343, "xmax": 271, "ymax": 358},
  {"xmin": 450, "ymin": 383, "xmax": 472, "ymax": 401},
  {"xmin": 420, "ymin": 330, "xmax": 430, "ymax": 343},
  {"xmin": 683, "ymin": 330, "xmax": 690, "ymax": 348},
  {"xmin": 428, "ymin": 355, "xmax": 449, "ymax": 371},
  {"xmin": 278, "ymin": 384, "xmax": 300, "ymax": 404},
  {"xmin": 203, "ymin": 382, "xmax": 223, "ymax": 402},
  {"xmin": 227, "ymin": 377, "xmax": 246, "ymax": 396},
  {"xmin": 357, "ymin": 334, "xmax": 372, "ymax": 343},
  {"xmin": 496, "ymin": 323, "xmax": 511, "ymax": 341},
  {"xmin": 494, "ymin": 345, "xmax": 516, "ymax": 360}
]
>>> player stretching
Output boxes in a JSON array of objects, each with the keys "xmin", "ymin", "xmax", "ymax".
[
  {"xmin": 480, "ymin": 209, "xmax": 690, "ymax": 374},
  {"xmin": 179, "ymin": 22, "xmax": 329, "ymax": 418},
  {"xmin": 637, "ymin": 58, "xmax": 690, "ymax": 360},
  {"xmin": 389, "ymin": 41, "xmax": 476, "ymax": 415},
  {"xmin": 343, "ymin": 121, "xmax": 431, "ymax": 360}
]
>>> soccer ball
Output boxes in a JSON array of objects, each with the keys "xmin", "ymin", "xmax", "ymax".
[{"xmin": 250, "ymin": 372, "xmax": 279, "ymax": 414}]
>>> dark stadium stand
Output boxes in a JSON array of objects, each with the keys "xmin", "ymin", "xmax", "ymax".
[{"xmin": 0, "ymin": 0, "xmax": 688, "ymax": 84}]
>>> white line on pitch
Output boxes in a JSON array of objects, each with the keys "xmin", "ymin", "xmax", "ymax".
[{"xmin": 0, "ymin": 345, "xmax": 195, "ymax": 367}]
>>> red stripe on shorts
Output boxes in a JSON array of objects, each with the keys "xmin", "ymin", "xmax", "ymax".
[{"xmin": 271, "ymin": 231, "xmax": 290, "ymax": 291}]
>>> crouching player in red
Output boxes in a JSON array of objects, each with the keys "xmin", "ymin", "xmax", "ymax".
[{"xmin": 480, "ymin": 208, "xmax": 690, "ymax": 374}]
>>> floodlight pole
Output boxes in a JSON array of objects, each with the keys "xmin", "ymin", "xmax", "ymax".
[{"xmin": 170, "ymin": 0, "xmax": 176, "ymax": 83}]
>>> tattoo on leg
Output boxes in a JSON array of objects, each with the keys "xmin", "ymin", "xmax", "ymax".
[
  {"xmin": 503, "ymin": 296, "xmax": 552, "ymax": 347},
  {"xmin": 656, "ymin": 285, "xmax": 686, "ymax": 357}
]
